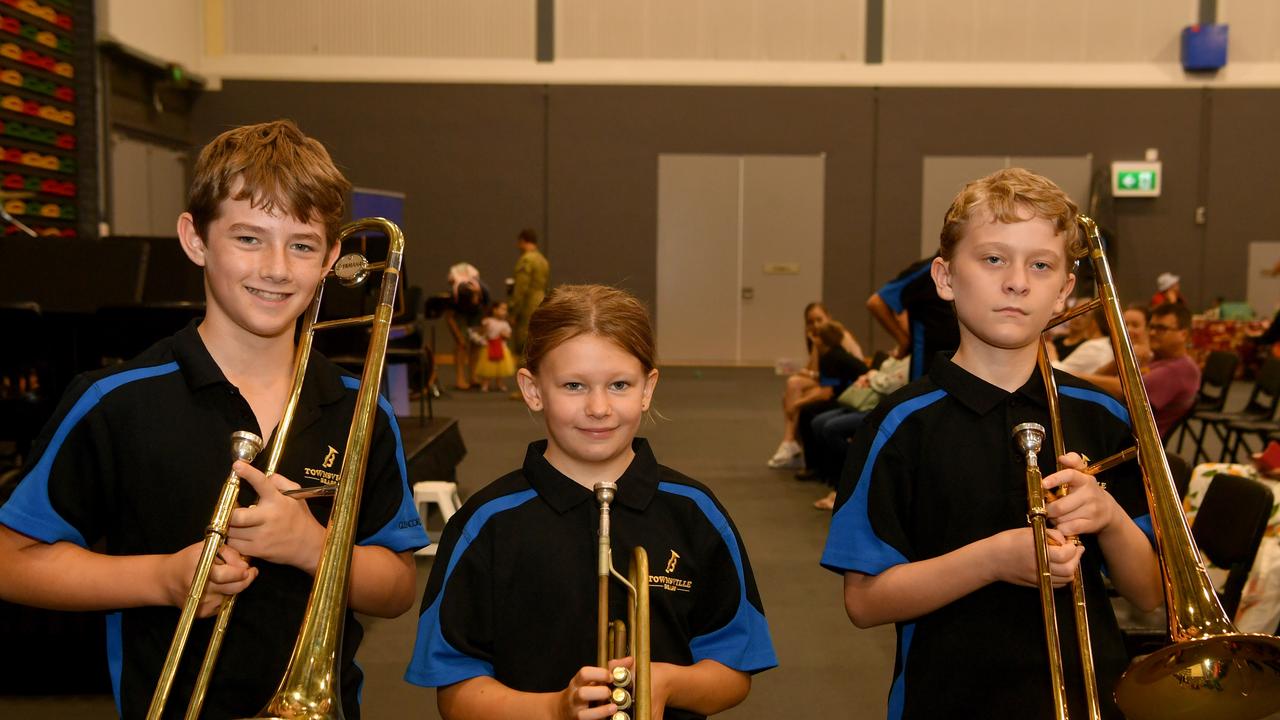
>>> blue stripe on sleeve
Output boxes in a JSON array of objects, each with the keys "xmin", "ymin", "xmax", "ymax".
[
  {"xmin": 341, "ymin": 377, "xmax": 431, "ymax": 553},
  {"xmin": 405, "ymin": 489, "xmax": 538, "ymax": 687},
  {"xmin": 106, "ymin": 611, "xmax": 122, "ymax": 716},
  {"xmin": 887, "ymin": 623, "xmax": 915, "ymax": 720},
  {"xmin": 1059, "ymin": 386, "xmax": 1131, "ymax": 425},
  {"xmin": 822, "ymin": 389, "xmax": 947, "ymax": 575},
  {"xmin": 1134, "ymin": 514, "xmax": 1155, "ymax": 546},
  {"xmin": 0, "ymin": 363, "xmax": 180, "ymax": 547},
  {"xmin": 659, "ymin": 482, "xmax": 777, "ymax": 673}
]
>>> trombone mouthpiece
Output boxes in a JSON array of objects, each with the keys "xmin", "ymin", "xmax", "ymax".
[
  {"xmin": 230, "ymin": 431, "xmax": 264, "ymax": 464},
  {"xmin": 1012, "ymin": 422, "xmax": 1045, "ymax": 455}
]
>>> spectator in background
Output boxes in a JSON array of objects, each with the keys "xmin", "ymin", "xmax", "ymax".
[
  {"xmin": 768, "ymin": 303, "xmax": 866, "ymax": 468},
  {"xmin": 866, "ymin": 255, "xmax": 960, "ymax": 381},
  {"xmin": 1151, "ymin": 272, "xmax": 1187, "ymax": 309},
  {"xmin": 509, "ymin": 228, "xmax": 550, "ymax": 362},
  {"xmin": 474, "ymin": 301, "xmax": 515, "ymax": 393},
  {"xmin": 808, "ymin": 354, "xmax": 910, "ymax": 511},
  {"xmin": 788, "ymin": 320, "xmax": 869, "ymax": 472},
  {"xmin": 445, "ymin": 262, "xmax": 490, "ymax": 390},
  {"xmin": 1048, "ymin": 308, "xmax": 1113, "ymax": 376},
  {"xmin": 1084, "ymin": 303, "xmax": 1199, "ymax": 440}
]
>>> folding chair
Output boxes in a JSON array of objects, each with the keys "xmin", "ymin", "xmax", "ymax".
[
  {"xmin": 1185, "ymin": 357, "xmax": 1280, "ymax": 464},
  {"xmin": 1173, "ymin": 350, "xmax": 1238, "ymax": 456},
  {"xmin": 1118, "ymin": 471, "xmax": 1273, "ymax": 655},
  {"xmin": 1191, "ymin": 472, "xmax": 1274, "ymax": 619}
]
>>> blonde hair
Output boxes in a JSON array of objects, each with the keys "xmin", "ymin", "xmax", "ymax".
[
  {"xmin": 523, "ymin": 285, "xmax": 656, "ymax": 373},
  {"xmin": 187, "ymin": 120, "xmax": 350, "ymax": 246},
  {"xmin": 939, "ymin": 167, "xmax": 1084, "ymax": 263}
]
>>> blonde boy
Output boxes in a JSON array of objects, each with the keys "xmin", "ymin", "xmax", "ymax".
[{"xmin": 822, "ymin": 168, "xmax": 1161, "ymax": 718}]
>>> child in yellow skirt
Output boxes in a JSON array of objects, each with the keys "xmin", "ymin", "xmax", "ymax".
[{"xmin": 476, "ymin": 300, "xmax": 516, "ymax": 392}]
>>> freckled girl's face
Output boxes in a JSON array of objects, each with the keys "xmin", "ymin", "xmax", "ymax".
[{"xmin": 519, "ymin": 334, "xmax": 658, "ymax": 476}]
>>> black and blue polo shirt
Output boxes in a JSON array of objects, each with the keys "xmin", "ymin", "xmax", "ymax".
[
  {"xmin": 822, "ymin": 354, "xmax": 1153, "ymax": 720},
  {"xmin": 406, "ymin": 438, "xmax": 776, "ymax": 720},
  {"xmin": 877, "ymin": 256, "xmax": 961, "ymax": 380},
  {"xmin": 0, "ymin": 321, "xmax": 428, "ymax": 719}
]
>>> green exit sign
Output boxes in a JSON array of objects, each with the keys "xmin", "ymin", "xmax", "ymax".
[{"xmin": 1111, "ymin": 161, "xmax": 1162, "ymax": 197}]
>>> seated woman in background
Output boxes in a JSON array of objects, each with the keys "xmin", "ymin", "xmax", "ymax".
[
  {"xmin": 1090, "ymin": 304, "xmax": 1153, "ymax": 377},
  {"xmin": 768, "ymin": 303, "xmax": 865, "ymax": 469},
  {"xmin": 1049, "ymin": 308, "xmax": 1113, "ymax": 376}
]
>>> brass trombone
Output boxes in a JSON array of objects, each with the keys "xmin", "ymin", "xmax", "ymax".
[
  {"xmin": 1023, "ymin": 215, "xmax": 1280, "ymax": 720},
  {"xmin": 594, "ymin": 481, "xmax": 651, "ymax": 720},
  {"xmin": 146, "ymin": 217, "xmax": 405, "ymax": 720}
]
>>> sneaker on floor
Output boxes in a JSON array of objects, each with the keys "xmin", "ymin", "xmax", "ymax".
[{"xmin": 766, "ymin": 441, "xmax": 802, "ymax": 469}]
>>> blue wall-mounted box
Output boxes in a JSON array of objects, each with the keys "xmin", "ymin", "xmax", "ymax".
[{"xmin": 1182, "ymin": 24, "xmax": 1228, "ymax": 72}]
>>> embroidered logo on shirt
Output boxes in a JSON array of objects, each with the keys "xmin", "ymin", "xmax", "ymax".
[
  {"xmin": 303, "ymin": 445, "xmax": 343, "ymax": 485},
  {"xmin": 649, "ymin": 549, "xmax": 692, "ymax": 592}
]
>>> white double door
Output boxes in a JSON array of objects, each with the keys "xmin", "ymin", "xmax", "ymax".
[{"xmin": 657, "ymin": 154, "xmax": 825, "ymax": 366}]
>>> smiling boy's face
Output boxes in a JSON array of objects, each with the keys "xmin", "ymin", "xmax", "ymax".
[{"xmin": 931, "ymin": 208, "xmax": 1076, "ymax": 354}]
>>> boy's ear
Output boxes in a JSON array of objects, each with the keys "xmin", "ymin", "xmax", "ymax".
[
  {"xmin": 516, "ymin": 368, "xmax": 542, "ymax": 411},
  {"xmin": 641, "ymin": 368, "xmax": 659, "ymax": 412},
  {"xmin": 930, "ymin": 256, "xmax": 955, "ymax": 301},
  {"xmin": 1054, "ymin": 272, "xmax": 1078, "ymax": 314},
  {"xmin": 177, "ymin": 212, "xmax": 207, "ymax": 267},
  {"xmin": 323, "ymin": 238, "xmax": 341, "ymax": 270}
]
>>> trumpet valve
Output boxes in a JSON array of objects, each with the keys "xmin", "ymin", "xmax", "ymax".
[
  {"xmin": 610, "ymin": 713, "xmax": 630, "ymax": 720},
  {"xmin": 610, "ymin": 664, "xmax": 631, "ymax": 688},
  {"xmin": 611, "ymin": 686, "xmax": 633, "ymax": 710}
]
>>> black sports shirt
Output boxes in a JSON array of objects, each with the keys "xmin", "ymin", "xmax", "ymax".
[
  {"xmin": 0, "ymin": 322, "xmax": 429, "ymax": 719},
  {"xmin": 405, "ymin": 439, "xmax": 777, "ymax": 720},
  {"xmin": 822, "ymin": 354, "xmax": 1153, "ymax": 720}
]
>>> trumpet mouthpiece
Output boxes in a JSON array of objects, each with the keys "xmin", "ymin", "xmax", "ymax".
[
  {"xmin": 595, "ymin": 481, "xmax": 618, "ymax": 505},
  {"xmin": 1012, "ymin": 422, "xmax": 1046, "ymax": 455}
]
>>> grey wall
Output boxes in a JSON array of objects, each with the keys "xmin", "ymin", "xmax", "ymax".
[
  {"xmin": 545, "ymin": 86, "xmax": 876, "ymax": 336},
  {"xmin": 1205, "ymin": 90, "xmax": 1280, "ymax": 304},
  {"xmin": 192, "ymin": 83, "xmax": 547, "ymax": 298},
  {"xmin": 190, "ymin": 82, "xmax": 1275, "ymax": 357}
]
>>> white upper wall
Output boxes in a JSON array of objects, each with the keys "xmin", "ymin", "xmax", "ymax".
[
  {"xmin": 97, "ymin": 0, "xmax": 203, "ymax": 70},
  {"xmin": 557, "ymin": 0, "xmax": 865, "ymax": 62},
  {"xmin": 886, "ymin": 0, "xmax": 1187, "ymax": 63},
  {"xmin": 97, "ymin": 0, "xmax": 1280, "ymax": 87},
  {"xmin": 221, "ymin": 0, "xmax": 534, "ymax": 59}
]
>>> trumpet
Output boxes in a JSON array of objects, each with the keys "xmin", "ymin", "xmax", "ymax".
[
  {"xmin": 594, "ymin": 480, "xmax": 651, "ymax": 720},
  {"xmin": 1022, "ymin": 215, "xmax": 1280, "ymax": 720},
  {"xmin": 145, "ymin": 217, "xmax": 405, "ymax": 720}
]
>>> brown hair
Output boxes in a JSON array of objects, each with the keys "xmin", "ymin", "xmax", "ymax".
[
  {"xmin": 814, "ymin": 320, "xmax": 846, "ymax": 350},
  {"xmin": 187, "ymin": 120, "xmax": 351, "ymax": 246},
  {"xmin": 523, "ymin": 284, "xmax": 656, "ymax": 373},
  {"xmin": 1152, "ymin": 302, "xmax": 1192, "ymax": 331},
  {"xmin": 938, "ymin": 168, "xmax": 1084, "ymax": 263}
]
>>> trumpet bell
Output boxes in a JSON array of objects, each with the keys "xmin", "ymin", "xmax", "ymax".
[{"xmin": 1116, "ymin": 634, "xmax": 1280, "ymax": 720}]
